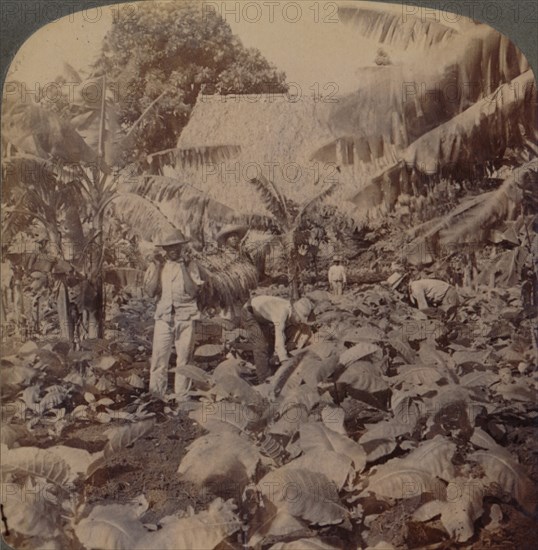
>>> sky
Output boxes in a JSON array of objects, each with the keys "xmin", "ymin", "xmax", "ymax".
[
  {"xmin": 6, "ymin": 1, "xmax": 394, "ymax": 95},
  {"xmin": 7, "ymin": 7, "xmax": 112, "ymax": 84}
]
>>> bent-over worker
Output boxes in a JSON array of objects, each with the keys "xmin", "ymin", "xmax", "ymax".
[
  {"xmin": 389, "ymin": 272, "xmax": 459, "ymax": 318},
  {"xmin": 240, "ymin": 295, "xmax": 316, "ymax": 384}
]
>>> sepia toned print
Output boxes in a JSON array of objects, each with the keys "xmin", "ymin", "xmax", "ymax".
[{"xmin": 1, "ymin": 1, "xmax": 537, "ymax": 548}]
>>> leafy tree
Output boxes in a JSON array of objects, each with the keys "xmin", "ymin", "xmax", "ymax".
[{"xmin": 99, "ymin": 1, "xmax": 287, "ymax": 161}]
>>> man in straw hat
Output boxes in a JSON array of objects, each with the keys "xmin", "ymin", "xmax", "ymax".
[
  {"xmin": 239, "ymin": 295, "xmax": 316, "ymax": 384},
  {"xmin": 214, "ymin": 223, "xmax": 261, "ymax": 320},
  {"xmin": 216, "ymin": 224, "xmax": 249, "ymax": 255},
  {"xmin": 144, "ymin": 229, "xmax": 205, "ymax": 398},
  {"xmin": 328, "ymin": 255, "xmax": 347, "ymax": 296}
]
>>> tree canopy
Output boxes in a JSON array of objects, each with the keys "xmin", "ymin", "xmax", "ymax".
[{"xmin": 99, "ymin": 1, "xmax": 287, "ymax": 160}]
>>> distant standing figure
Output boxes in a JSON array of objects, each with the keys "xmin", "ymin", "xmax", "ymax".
[
  {"xmin": 144, "ymin": 229, "xmax": 204, "ymax": 399},
  {"xmin": 328, "ymin": 255, "xmax": 347, "ymax": 296}
]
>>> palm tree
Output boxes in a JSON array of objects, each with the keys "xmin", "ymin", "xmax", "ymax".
[{"xmin": 246, "ymin": 175, "xmax": 336, "ymax": 300}]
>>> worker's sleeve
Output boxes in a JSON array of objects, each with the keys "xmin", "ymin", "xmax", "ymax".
[
  {"xmin": 342, "ymin": 267, "xmax": 347, "ymax": 284},
  {"xmin": 188, "ymin": 261, "xmax": 204, "ymax": 286},
  {"xmin": 410, "ymin": 281, "xmax": 429, "ymax": 310},
  {"xmin": 273, "ymin": 304, "xmax": 291, "ymax": 362},
  {"xmin": 328, "ymin": 266, "xmax": 335, "ymax": 283}
]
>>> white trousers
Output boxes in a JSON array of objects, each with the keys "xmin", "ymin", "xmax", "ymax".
[
  {"xmin": 330, "ymin": 281, "xmax": 344, "ymax": 296},
  {"xmin": 149, "ymin": 314, "xmax": 198, "ymax": 397}
]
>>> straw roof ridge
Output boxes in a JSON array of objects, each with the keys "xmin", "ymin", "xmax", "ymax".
[
  {"xmin": 177, "ymin": 93, "xmax": 340, "ymax": 166},
  {"xmin": 196, "ymin": 93, "xmax": 333, "ymax": 103}
]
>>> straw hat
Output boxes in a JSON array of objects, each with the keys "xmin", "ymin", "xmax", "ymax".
[
  {"xmin": 216, "ymin": 224, "xmax": 248, "ymax": 245},
  {"xmin": 156, "ymin": 229, "xmax": 190, "ymax": 248}
]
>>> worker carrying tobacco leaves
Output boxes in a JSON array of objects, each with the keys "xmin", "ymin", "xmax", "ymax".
[
  {"xmin": 216, "ymin": 224, "xmax": 248, "ymax": 258},
  {"xmin": 215, "ymin": 224, "xmax": 251, "ymax": 320},
  {"xmin": 388, "ymin": 272, "xmax": 459, "ymax": 319},
  {"xmin": 143, "ymin": 229, "xmax": 204, "ymax": 399},
  {"xmin": 237, "ymin": 295, "xmax": 316, "ymax": 384}
]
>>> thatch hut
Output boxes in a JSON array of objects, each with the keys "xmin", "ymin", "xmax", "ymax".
[{"xmin": 171, "ymin": 93, "xmax": 359, "ymax": 214}]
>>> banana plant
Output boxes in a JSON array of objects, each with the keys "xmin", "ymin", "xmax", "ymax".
[
  {"xmin": 2, "ymin": 66, "xmax": 240, "ymax": 340},
  {"xmin": 311, "ymin": 3, "xmax": 537, "ymax": 240},
  {"xmin": 247, "ymin": 175, "xmax": 336, "ymax": 300}
]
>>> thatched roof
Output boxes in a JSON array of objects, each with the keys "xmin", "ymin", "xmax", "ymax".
[
  {"xmin": 177, "ymin": 93, "xmax": 338, "ymax": 167},
  {"xmin": 172, "ymin": 93, "xmax": 361, "ymax": 220}
]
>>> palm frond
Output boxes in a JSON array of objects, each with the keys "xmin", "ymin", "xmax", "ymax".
[
  {"xmin": 338, "ymin": 4, "xmax": 461, "ymax": 51},
  {"xmin": 195, "ymin": 253, "xmax": 259, "ymax": 310},
  {"xmin": 108, "ymin": 192, "xmax": 179, "ymax": 243},
  {"xmin": 122, "ymin": 174, "xmax": 203, "ymax": 202},
  {"xmin": 68, "ymin": 78, "xmax": 120, "ymax": 166},
  {"xmin": 402, "ymin": 71, "xmax": 537, "ymax": 174},
  {"xmin": 184, "ymin": 194, "xmax": 238, "ymax": 223},
  {"xmin": 248, "ymin": 176, "xmax": 290, "ymax": 227},
  {"xmin": 348, "ymin": 160, "xmax": 406, "ymax": 213},
  {"xmin": 121, "ymin": 174, "xmax": 264, "ymax": 241},
  {"xmin": 313, "ymin": 25, "xmax": 530, "ymax": 171},
  {"xmin": 241, "ymin": 230, "xmax": 280, "ymax": 256},
  {"xmin": 3, "ymin": 154, "xmax": 79, "ymax": 184},
  {"xmin": 147, "ymin": 145, "xmax": 241, "ymax": 169},
  {"xmin": 2, "ymin": 102, "xmax": 97, "ymax": 164},
  {"xmin": 349, "ymin": 71, "xmax": 537, "ymax": 214},
  {"xmin": 235, "ymin": 213, "xmax": 274, "ymax": 231},
  {"xmin": 294, "ymin": 183, "xmax": 337, "ymax": 226},
  {"xmin": 424, "ymin": 159, "xmax": 538, "ymax": 247}
]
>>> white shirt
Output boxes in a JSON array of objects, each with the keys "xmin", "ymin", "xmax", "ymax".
[
  {"xmin": 328, "ymin": 264, "xmax": 347, "ymax": 284},
  {"xmin": 149, "ymin": 261, "xmax": 202, "ymax": 322},
  {"xmin": 249, "ymin": 295, "xmax": 293, "ymax": 362},
  {"xmin": 409, "ymin": 279, "xmax": 451, "ymax": 310}
]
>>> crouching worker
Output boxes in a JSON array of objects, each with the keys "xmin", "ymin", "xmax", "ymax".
[
  {"xmin": 389, "ymin": 272, "xmax": 459, "ymax": 318},
  {"xmin": 240, "ymin": 296, "xmax": 316, "ymax": 384},
  {"xmin": 144, "ymin": 230, "xmax": 204, "ymax": 399}
]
